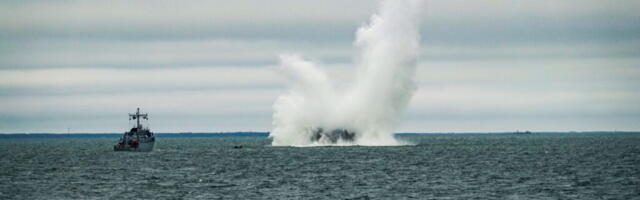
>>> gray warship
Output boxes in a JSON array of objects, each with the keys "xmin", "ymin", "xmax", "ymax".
[{"xmin": 114, "ymin": 108, "xmax": 155, "ymax": 152}]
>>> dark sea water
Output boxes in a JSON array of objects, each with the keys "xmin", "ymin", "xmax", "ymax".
[{"xmin": 1, "ymin": 134, "xmax": 639, "ymax": 199}]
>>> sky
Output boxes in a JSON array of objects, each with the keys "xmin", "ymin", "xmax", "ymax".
[{"xmin": 1, "ymin": 0, "xmax": 639, "ymax": 133}]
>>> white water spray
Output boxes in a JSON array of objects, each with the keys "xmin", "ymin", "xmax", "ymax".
[{"xmin": 271, "ymin": 0, "xmax": 424, "ymax": 146}]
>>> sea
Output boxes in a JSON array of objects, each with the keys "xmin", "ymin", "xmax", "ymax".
[{"xmin": 0, "ymin": 133, "xmax": 638, "ymax": 199}]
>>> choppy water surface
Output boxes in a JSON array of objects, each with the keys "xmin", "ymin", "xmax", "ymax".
[{"xmin": 1, "ymin": 134, "xmax": 638, "ymax": 199}]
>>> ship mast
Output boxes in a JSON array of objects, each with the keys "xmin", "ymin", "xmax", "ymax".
[{"xmin": 129, "ymin": 108, "xmax": 148, "ymax": 129}]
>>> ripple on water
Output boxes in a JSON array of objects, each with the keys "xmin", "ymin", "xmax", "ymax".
[{"xmin": 0, "ymin": 135, "xmax": 639, "ymax": 199}]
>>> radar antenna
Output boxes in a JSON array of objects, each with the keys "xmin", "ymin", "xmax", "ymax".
[{"xmin": 129, "ymin": 107, "xmax": 148, "ymax": 129}]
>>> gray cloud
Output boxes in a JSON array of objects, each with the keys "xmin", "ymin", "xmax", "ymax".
[
  {"xmin": 1, "ymin": 0, "xmax": 639, "ymax": 133},
  {"xmin": 0, "ymin": 39, "xmax": 353, "ymax": 69}
]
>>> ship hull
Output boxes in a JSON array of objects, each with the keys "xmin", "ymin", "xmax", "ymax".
[{"xmin": 114, "ymin": 141, "xmax": 155, "ymax": 152}]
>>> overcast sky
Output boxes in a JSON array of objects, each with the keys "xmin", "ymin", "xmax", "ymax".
[{"xmin": 1, "ymin": 0, "xmax": 639, "ymax": 133}]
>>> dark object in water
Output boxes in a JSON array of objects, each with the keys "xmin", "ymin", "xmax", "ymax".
[
  {"xmin": 233, "ymin": 145, "xmax": 243, "ymax": 149},
  {"xmin": 310, "ymin": 128, "xmax": 356, "ymax": 143}
]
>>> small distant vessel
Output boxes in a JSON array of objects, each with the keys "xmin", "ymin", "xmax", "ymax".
[
  {"xmin": 514, "ymin": 130, "xmax": 532, "ymax": 135},
  {"xmin": 114, "ymin": 108, "xmax": 155, "ymax": 152}
]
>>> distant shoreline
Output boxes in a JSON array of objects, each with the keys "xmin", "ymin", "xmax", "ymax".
[
  {"xmin": 0, "ymin": 132, "xmax": 269, "ymax": 139},
  {"xmin": 0, "ymin": 131, "xmax": 639, "ymax": 139}
]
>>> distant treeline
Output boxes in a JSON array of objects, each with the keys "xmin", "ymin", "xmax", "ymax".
[
  {"xmin": 0, "ymin": 132, "xmax": 270, "ymax": 139},
  {"xmin": 0, "ymin": 131, "xmax": 638, "ymax": 139}
]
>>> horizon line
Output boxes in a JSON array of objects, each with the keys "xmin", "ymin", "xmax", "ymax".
[{"xmin": 1, "ymin": 131, "xmax": 639, "ymax": 135}]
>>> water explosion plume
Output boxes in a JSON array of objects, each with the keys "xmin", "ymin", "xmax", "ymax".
[{"xmin": 271, "ymin": 0, "xmax": 424, "ymax": 146}]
